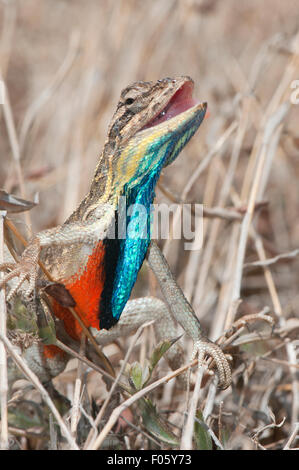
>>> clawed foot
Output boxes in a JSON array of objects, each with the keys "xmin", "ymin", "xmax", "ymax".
[
  {"xmin": 0, "ymin": 239, "xmax": 40, "ymax": 301},
  {"xmin": 192, "ymin": 338, "xmax": 232, "ymax": 389}
]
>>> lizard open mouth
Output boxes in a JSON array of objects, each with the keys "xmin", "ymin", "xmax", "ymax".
[{"xmin": 143, "ymin": 81, "xmax": 199, "ymax": 130}]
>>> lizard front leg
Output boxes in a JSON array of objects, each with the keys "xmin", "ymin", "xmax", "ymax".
[
  {"xmin": 0, "ymin": 238, "xmax": 41, "ymax": 301},
  {"xmin": 0, "ymin": 204, "xmax": 115, "ymax": 300},
  {"xmin": 146, "ymin": 241, "xmax": 232, "ymax": 389}
]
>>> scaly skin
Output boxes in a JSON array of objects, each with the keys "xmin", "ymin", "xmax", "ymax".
[{"xmin": 1, "ymin": 77, "xmax": 231, "ymax": 388}]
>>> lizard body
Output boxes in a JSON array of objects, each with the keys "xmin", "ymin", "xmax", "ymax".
[{"xmin": 1, "ymin": 76, "xmax": 232, "ymax": 388}]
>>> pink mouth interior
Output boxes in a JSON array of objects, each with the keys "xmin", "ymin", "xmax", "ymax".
[{"xmin": 143, "ymin": 81, "xmax": 199, "ymax": 130}]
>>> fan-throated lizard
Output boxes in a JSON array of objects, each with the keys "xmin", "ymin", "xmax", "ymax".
[{"xmin": 0, "ymin": 76, "xmax": 231, "ymax": 388}]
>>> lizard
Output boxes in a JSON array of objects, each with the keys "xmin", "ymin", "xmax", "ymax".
[{"xmin": 0, "ymin": 76, "xmax": 231, "ymax": 388}]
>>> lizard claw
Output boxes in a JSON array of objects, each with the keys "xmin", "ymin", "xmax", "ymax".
[
  {"xmin": 0, "ymin": 239, "xmax": 40, "ymax": 301},
  {"xmin": 192, "ymin": 338, "xmax": 232, "ymax": 389}
]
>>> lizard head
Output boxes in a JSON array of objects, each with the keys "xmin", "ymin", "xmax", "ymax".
[
  {"xmin": 107, "ymin": 76, "xmax": 203, "ymax": 142},
  {"xmin": 93, "ymin": 76, "xmax": 207, "ymax": 201}
]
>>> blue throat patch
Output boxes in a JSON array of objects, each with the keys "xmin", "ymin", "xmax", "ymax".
[{"xmin": 99, "ymin": 104, "xmax": 206, "ymax": 329}]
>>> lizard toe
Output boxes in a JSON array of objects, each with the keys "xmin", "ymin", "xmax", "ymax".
[
  {"xmin": 0, "ymin": 262, "xmax": 16, "ymax": 272},
  {"xmin": 0, "ymin": 265, "xmax": 22, "ymax": 290},
  {"xmin": 6, "ymin": 270, "xmax": 29, "ymax": 301},
  {"xmin": 193, "ymin": 339, "xmax": 232, "ymax": 390},
  {"xmin": 0, "ymin": 260, "xmax": 38, "ymax": 301}
]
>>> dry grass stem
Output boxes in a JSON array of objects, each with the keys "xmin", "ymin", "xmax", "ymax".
[
  {"xmin": 0, "ymin": 333, "xmax": 78, "ymax": 449},
  {"xmin": 0, "ymin": 211, "xmax": 8, "ymax": 449}
]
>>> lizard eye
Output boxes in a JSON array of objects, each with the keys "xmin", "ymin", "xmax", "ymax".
[{"xmin": 125, "ymin": 97, "xmax": 135, "ymax": 106}]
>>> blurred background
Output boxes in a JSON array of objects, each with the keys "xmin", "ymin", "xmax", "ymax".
[{"xmin": 1, "ymin": 0, "xmax": 299, "ymax": 450}]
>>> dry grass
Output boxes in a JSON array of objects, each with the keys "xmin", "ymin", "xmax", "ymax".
[{"xmin": 0, "ymin": 0, "xmax": 299, "ymax": 450}]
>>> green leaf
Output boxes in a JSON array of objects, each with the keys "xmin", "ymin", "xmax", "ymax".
[
  {"xmin": 8, "ymin": 410, "xmax": 42, "ymax": 429},
  {"xmin": 219, "ymin": 426, "xmax": 230, "ymax": 447},
  {"xmin": 10, "ymin": 298, "xmax": 38, "ymax": 333},
  {"xmin": 149, "ymin": 337, "xmax": 180, "ymax": 374},
  {"xmin": 194, "ymin": 410, "xmax": 213, "ymax": 450},
  {"xmin": 38, "ymin": 325, "xmax": 57, "ymax": 345},
  {"xmin": 8, "ymin": 402, "xmax": 44, "ymax": 430},
  {"xmin": 129, "ymin": 362, "xmax": 150, "ymax": 391},
  {"xmin": 37, "ymin": 298, "xmax": 57, "ymax": 345},
  {"xmin": 138, "ymin": 397, "xmax": 179, "ymax": 446}
]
